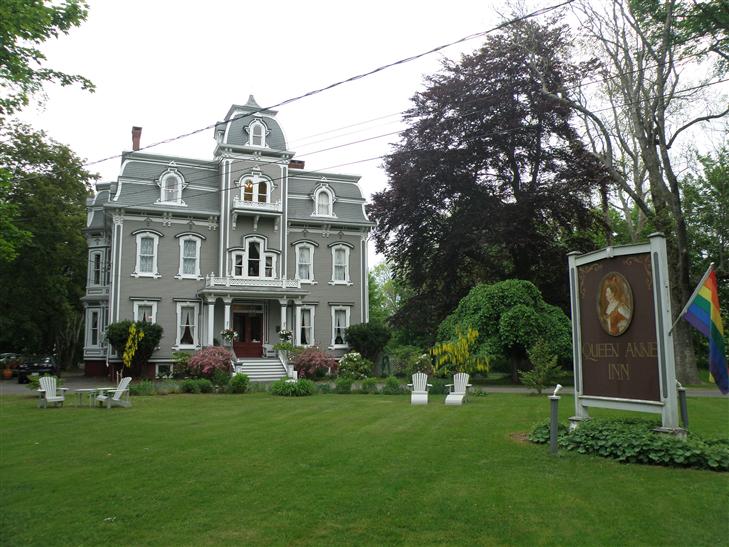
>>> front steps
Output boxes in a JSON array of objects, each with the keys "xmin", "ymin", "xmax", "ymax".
[{"xmin": 233, "ymin": 358, "xmax": 288, "ymax": 382}]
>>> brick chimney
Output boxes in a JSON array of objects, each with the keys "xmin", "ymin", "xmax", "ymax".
[
  {"xmin": 288, "ymin": 159, "xmax": 305, "ymax": 169},
  {"xmin": 131, "ymin": 126, "xmax": 142, "ymax": 151}
]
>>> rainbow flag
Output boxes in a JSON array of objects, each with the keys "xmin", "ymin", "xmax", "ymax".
[{"xmin": 681, "ymin": 265, "xmax": 728, "ymax": 394}]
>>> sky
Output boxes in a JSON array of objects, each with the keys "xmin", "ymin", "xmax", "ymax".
[{"xmin": 15, "ymin": 0, "xmax": 533, "ymax": 265}]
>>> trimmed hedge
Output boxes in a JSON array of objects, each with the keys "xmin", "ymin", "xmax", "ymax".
[
  {"xmin": 270, "ymin": 378, "xmax": 316, "ymax": 397},
  {"xmin": 529, "ymin": 418, "xmax": 729, "ymax": 472}
]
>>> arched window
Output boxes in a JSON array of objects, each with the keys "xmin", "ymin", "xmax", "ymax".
[
  {"xmin": 175, "ymin": 232, "xmax": 205, "ymax": 280},
  {"xmin": 328, "ymin": 242, "xmax": 353, "ymax": 285},
  {"xmin": 238, "ymin": 174, "xmax": 271, "ymax": 204},
  {"xmin": 157, "ymin": 168, "xmax": 186, "ymax": 205},
  {"xmin": 247, "ymin": 120, "xmax": 268, "ymax": 147},
  {"xmin": 312, "ymin": 184, "xmax": 335, "ymax": 217}
]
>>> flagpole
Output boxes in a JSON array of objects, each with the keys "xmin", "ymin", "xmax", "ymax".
[{"xmin": 668, "ymin": 262, "xmax": 714, "ymax": 333}]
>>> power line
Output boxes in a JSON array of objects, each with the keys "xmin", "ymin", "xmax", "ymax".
[{"xmin": 101, "ymin": 74, "xmax": 729, "ymax": 211}]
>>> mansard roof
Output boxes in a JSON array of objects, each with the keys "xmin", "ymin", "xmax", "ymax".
[{"xmin": 216, "ymin": 96, "xmax": 288, "ymax": 152}]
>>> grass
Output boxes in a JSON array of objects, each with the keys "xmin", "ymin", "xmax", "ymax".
[{"xmin": 1, "ymin": 392, "xmax": 727, "ymax": 546}]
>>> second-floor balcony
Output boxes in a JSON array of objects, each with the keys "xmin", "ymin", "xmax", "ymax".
[
  {"xmin": 232, "ymin": 198, "xmax": 282, "ymax": 214},
  {"xmin": 205, "ymin": 275, "xmax": 301, "ymax": 290}
]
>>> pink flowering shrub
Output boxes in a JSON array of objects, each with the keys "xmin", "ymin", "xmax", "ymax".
[
  {"xmin": 188, "ymin": 347, "xmax": 233, "ymax": 378},
  {"xmin": 291, "ymin": 347, "xmax": 338, "ymax": 379}
]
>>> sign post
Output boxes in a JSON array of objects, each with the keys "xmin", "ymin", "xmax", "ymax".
[{"xmin": 567, "ymin": 233, "xmax": 679, "ymax": 431}]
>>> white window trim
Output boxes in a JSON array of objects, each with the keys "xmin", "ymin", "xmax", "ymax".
[
  {"xmin": 246, "ymin": 119, "xmax": 269, "ymax": 148},
  {"xmin": 329, "ymin": 244, "xmax": 352, "ymax": 286},
  {"xmin": 231, "ymin": 250, "xmax": 246, "ymax": 278},
  {"xmin": 86, "ymin": 308, "xmax": 101, "ymax": 348},
  {"xmin": 295, "ymin": 305, "xmax": 316, "ymax": 347},
  {"xmin": 311, "ymin": 185, "xmax": 336, "ymax": 218},
  {"xmin": 264, "ymin": 253, "xmax": 277, "ymax": 278},
  {"xmin": 329, "ymin": 306, "xmax": 351, "ymax": 349},
  {"xmin": 175, "ymin": 235, "xmax": 203, "ymax": 280},
  {"xmin": 89, "ymin": 251, "xmax": 103, "ymax": 286},
  {"xmin": 156, "ymin": 168, "xmax": 188, "ymax": 206},
  {"xmin": 132, "ymin": 232, "xmax": 161, "ymax": 278},
  {"xmin": 294, "ymin": 243, "xmax": 316, "ymax": 284},
  {"xmin": 173, "ymin": 301, "xmax": 201, "ymax": 350},
  {"xmin": 133, "ymin": 300, "xmax": 158, "ymax": 323},
  {"xmin": 238, "ymin": 173, "xmax": 272, "ymax": 203},
  {"xmin": 155, "ymin": 363, "xmax": 174, "ymax": 379}
]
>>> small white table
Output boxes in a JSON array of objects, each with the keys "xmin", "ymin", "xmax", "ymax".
[{"xmin": 74, "ymin": 388, "xmax": 98, "ymax": 407}]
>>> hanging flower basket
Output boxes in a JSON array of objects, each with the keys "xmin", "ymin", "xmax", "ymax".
[{"xmin": 220, "ymin": 328, "xmax": 238, "ymax": 345}]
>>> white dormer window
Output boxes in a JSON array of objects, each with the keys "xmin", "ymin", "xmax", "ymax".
[
  {"xmin": 312, "ymin": 183, "xmax": 336, "ymax": 217},
  {"xmin": 157, "ymin": 168, "xmax": 187, "ymax": 206},
  {"xmin": 246, "ymin": 119, "xmax": 269, "ymax": 147}
]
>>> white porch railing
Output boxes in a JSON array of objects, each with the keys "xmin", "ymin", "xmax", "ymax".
[
  {"xmin": 231, "ymin": 198, "xmax": 282, "ymax": 212},
  {"xmin": 204, "ymin": 275, "xmax": 301, "ymax": 289}
]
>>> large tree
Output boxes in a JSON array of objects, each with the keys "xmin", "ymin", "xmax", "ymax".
[
  {"xmin": 0, "ymin": 123, "xmax": 95, "ymax": 367},
  {"xmin": 0, "ymin": 0, "xmax": 94, "ymax": 117},
  {"xmin": 530, "ymin": 0, "xmax": 729, "ymax": 382},
  {"xmin": 369, "ymin": 20, "xmax": 606, "ymax": 341}
]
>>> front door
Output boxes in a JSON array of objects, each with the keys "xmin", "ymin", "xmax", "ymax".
[{"xmin": 232, "ymin": 313, "xmax": 263, "ymax": 358}]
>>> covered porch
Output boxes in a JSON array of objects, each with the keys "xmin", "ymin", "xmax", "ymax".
[{"xmin": 198, "ymin": 279, "xmax": 308, "ymax": 359}]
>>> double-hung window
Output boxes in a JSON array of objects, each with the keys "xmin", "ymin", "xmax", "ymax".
[
  {"xmin": 133, "ymin": 230, "xmax": 162, "ymax": 278},
  {"xmin": 175, "ymin": 233, "xmax": 204, "ymax": 279},
  {"xmin": 294, "ymin": 241, "xmax": 316, "ymax": 283},
  {"xmin": 133, "ymin": 300, "xmax": 157, "ymax": 323},
  {"xmin": 297, "ymin": 306, "xmax": 315, "ymax": 347},
  {"xmin": 90, "ymin": 252, "xmax": 103, "ymax": 286},
  {"xmin": 176, "ymin": 302, "xmax": 199, "ymax": 348},
  {"xmin": 331, "ymin": 306, "xmax": 350, "ymax": 348},
  {"xmin": 312, "ymin": 185, "xmax": 335, "ymax": 217},
  {"xmin": 329, "ymin": 243, "xmax": 352, "ymax": 285},
  {"xmin": 88, "ymin": 309, "xmax": 100, "ymax": 347}
]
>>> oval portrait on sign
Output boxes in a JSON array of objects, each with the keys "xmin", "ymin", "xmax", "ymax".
[{"xmin": 596, "ymin": 272, "xmax": 634, "ymax": 337}]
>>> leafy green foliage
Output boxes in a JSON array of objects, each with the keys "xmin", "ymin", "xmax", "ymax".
[
  {"xmin": 335, "ymin": 377, "xmax": 353, "ymax": 394},
  {"xmin": 210, "ymin": 368, "xmax": 231, "ymax": 388},
  {"xmin": 270, "ymin": 378, "xmax": 316, "ymax": 397},
  {"xmin": 0, "ymin": 124, "xmax": 96, "ymax": 367},
  {"xmin": 369, "ymin": 20, "xmax": 602, "ymax": 341},
  {"xmin": 527, "ymin": 419, "xmax": 569, "ymax": 444},
  {"xmin": 228, "ymin": 373, "xmax": 250, "ymax": 394},
  {"xmin": 431, "ymin": 326, "xmax": 489, "ymax": 375},
  {"xmin": 106, "ymin": 320, "xmax": 163, "ymax": 370},
  {"xmin": 387, "ymin": 344, "xmax": 431, "ymax": 376},
  {"xmin": 518, "ymin": 340, "xmax": 564, "ymax": 394},
  {"xmin": 0, "ymin": 0, "xmax": 95, "ymax": 116},
  {"xmin": 338, "ymin": 352, "xmax": 373, "ymax": 379},
  {"xmin": 344, "ymin": 322, "xmax": 391, "ymax": 361},
  {"xmin": 359, "ymin": 377, "xmax": 379, "ymax": 394},
  {"xmin": 382, "ymin": 376, "xmax": 404, "ymax": 395},
  {"xmin": 172, "ymin": 351, "xmax": 191, "ymax": 378},
  {"xmin": 129, "ymin": 380, "xmax": 155, "ymax": 397},
  {"xmin": 437, "ymin": 280, "xmax": 571, "ymax": 383},
  {"xmin": 530, "ymin": 418, "xmax": 729, "ymax": 471},
  {"xmin": 25, "ymin": 373, "xmax": 63, "ymax": 392},
  {"xmin": 180, "ymin": 378, "xmax": 213, "ymax": 394}
]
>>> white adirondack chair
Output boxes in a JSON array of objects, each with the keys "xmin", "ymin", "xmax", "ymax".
[
  {"xmin": 407, "ymin": 372, "xmax": 432, "ymax": 405},
  {"xmin": 37, "ymin": 376, "xmax": 68, "ymax": 408},
  {"xmin": 445, "ymin": 372, "xmax": 472, "ymax": 405},
  {"xmin": 96, "ymin": 377, "xmax": 132, "ymax": 409}
]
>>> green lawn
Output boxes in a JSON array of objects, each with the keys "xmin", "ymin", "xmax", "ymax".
[{"xmin": 1, "ymin": 392, "xmax": 727, "ymax": 546}]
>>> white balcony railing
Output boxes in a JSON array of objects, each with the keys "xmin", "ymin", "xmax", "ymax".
[
  {"xmin": 205, "ymin": 275, "xmax": 301, "ymax": 289},
  {"xmin": 231, "ymin": 198, "xmax": 282, "ymax": 213}
]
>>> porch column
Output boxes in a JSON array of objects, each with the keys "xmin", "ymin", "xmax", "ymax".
[
  {"xmin": 223, "ymin": 295, "xmax": 233, "ymax": 330},
  {"xmin": 278, "ymin": 298, "xmax": 288, "ymax": 331},
  {"xmin": 206, "ymin": 296, "xmax": 216, "ymax": 346}
]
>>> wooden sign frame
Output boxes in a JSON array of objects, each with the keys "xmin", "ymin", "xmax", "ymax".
[{"xmin": 568, "ymin": 233, "xmax": 679, "ymax": 429}]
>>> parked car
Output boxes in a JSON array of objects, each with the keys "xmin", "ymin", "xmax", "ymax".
[
  {"xmin": 1, "ymin": 353, "xmax": 21, "ymax": 378},
  {"xmin": 17, "ymin": 356, "xmax": 59, "ymax": 384}
]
